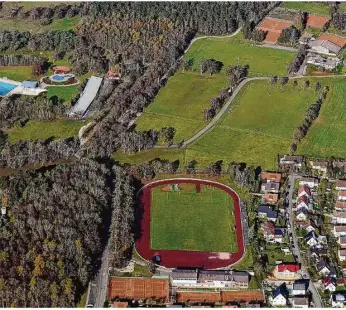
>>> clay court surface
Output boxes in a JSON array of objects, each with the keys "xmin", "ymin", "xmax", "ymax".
[
  {"xmin": 176, "ymin": 290, "xmax": 264, "ymax": 303},
  {"xmin": 318, "ymin": 33, "xmax": 346, "ymax": 47},
  {"xmin": 256, "ymin": 17, "xmax": 293, "ymax": 44},
  {"xmin": 306, "ymin": 14, "xmax": 329, "ymax": 29},
  {"xmin": 108, "ymin": 277, "xmax": 169, "ymax": 301},
  {"xmin": 136, "ymin": 178, "xmax": 245, "ymax": 269}
]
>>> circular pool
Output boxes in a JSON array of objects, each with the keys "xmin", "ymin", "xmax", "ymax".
[{"xmin": 49, "ymin": 73, "xmax": 75, "ymax": 83}]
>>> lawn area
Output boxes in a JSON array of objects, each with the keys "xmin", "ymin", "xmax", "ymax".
[
  {"xmin": 280, "ymin": 2, "xmax": 330, "ymax": 16},
  {"xmin": 136, "ymin": 71, "xmax": 227, "ymax": 143},
  {"xmin": 46, "ymin": 85, "xmax": 79, "ymax": 103},
  {"xmin": 185, "ymin": 79, "xmax": 319, "ymax": 170},
  {"xmin": 184, "ymin": 32, "xmax": 295, "ymax": 77},
  {"xmin": 0, "ymin": 16, "xmax": 80, "ymax": 33},
  {"xmin": 150, "ymin": 184, "xmax": 237, "ymax": 252},
  {"xmin": 112, "ymin": 148, "xmax": 186, "ymax": 165},
  {"xmin": 297, "ymin": 77, "xmax": 346, "ymax": 158},
  {"xmin": 232, "ymin": 245, "xmax": 254, "ymax": 270},
  {"xmin": 8, "ymin": 120, "xmax": 84, "ymax": 143},
  {"xmin": 0, "ymin": 66, "xmax": 35, "ymax": 81}
]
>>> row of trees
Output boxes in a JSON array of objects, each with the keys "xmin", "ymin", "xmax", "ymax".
[
  {"xmin": 290, "ymin": 84, "xmax": 330, "ymax": 153},
  {"xmin": 288, "ymin": 45, "xmax": 308, "ymax": 75},
  {"xmin": 242, "ymin": 21, "xmax": 266, "ymax": 42},
  {"xmin": 199, "ymin": 59, "xmax": 223, "ymax": 76},
  {"xmin": 277, "ymin": 26, "xmax": 300, "ymax": 45},
  {"xmin": 0, "ymin": 54, "xmax": 47, "ymax": 67},
  {"xmin": 204, "ymin": 87, "xmax": 230, "ymax": 120},
  {"xmin": 0, "ymin": 30, "xmax": 76, "ymax": 52}
]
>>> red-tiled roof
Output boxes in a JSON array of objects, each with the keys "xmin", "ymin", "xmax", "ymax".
[
  {"xmin": 298, "ymin": 185, "xmax": 311, "ymax": 196},
  {"xmin": 277, "ymin": 264, "xmax": 300, "ymax": 272},
  {"xmin": 261, "ymin": 172, "xmax": 282, "ymax": 182},
  {"xmin": 264, "ymin": 193, "xmax": 279, "ymax": 202},
  {"xmin": 297, "ymin": 196, "xmax": 308, "ymax": 205},
  {"xmin": 336, "ymin": 180, "xmax": 346, "ymax": 188}
]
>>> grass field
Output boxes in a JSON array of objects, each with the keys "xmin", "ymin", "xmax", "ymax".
[
  {"xmin": 150, "ymin": 184, "xmax": 237, "ymax": 252},
  {"xmin": 297, "ymin": 77, "xmax": 346, "ymax": 158},
  {"xmin": 136, "ymin": 71, "xmax": 227, "ymax": 143},
  {"xmin": 185, "ymin": 79, "xmax": 319, "ymax": 170},
  {"xmin": 47, "ymin": 85, "xmax": 79, "ymax": 103},
  {"xmin": 184, "ymin": 33, "xmax": 295, "ymax": 77},
  {"xmin": 8, "ymin": 120, "xmax": 84, "ymax": 143},
  {"xmin": 0, "ymin": 66, "xmax": 35, "ymax": 81},
  {"xmin": 280, "ymin": 2, "xmax": 330, "ymax": 16},
  {"xmin": 0, "ymin": 16, "xmax": 80, "ymax": 33}
]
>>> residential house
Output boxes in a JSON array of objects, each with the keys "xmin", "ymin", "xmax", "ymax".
[
  {"xmin": 339, "ymin": 237, "xmax": 346, "ymax": 249},
  {"xmin": 263, "ymin": 193, "xmax": 279, "ymax": 204},
  {"xmin": 305, "ymin": 231, "xmax": 318, "ymax": 247},
  {"xmin": 260, "ymin": 172, "xmax": 282, "ymax": 183},
  {"xmin": 171, "ymin": 269, "xmax": 198, "ymax": 287},
  {"xmin": 338, "ymin": 191, "xmax": 346, "ymax": 201},
  {"xmin": 336, "ymin": 201, "xmax": 346, "ymax": 212},
  {"xmin": 309, "ymin": 39, "xmax": 342, "ymax": 55},
  {"xmin": 258, "ymin": 205, "xmax": 278, "ymax": 222},
  {"xmin": 262, "ymin": 182, "xmax": 280, "ymax": 194},
  {"xmin": 296, "ymin": 219, "xmax": 316, "ymax": 233},
  {"xmin": 197, "ymin": 270, "xmax": 249, "ymax": 288},
  {"xmin": 336, "ymin": 181, "xmax": 346, "ymax": 191},
  {"xmin": 260, "ymin": 221, "xmax": 275, "ymax": 241},
  {"xmin": 339, "ymin": 249, "xmax": 346, "ymax": 262},
  {"xmin": 292, "ymin": 297, "xmax": 309, "ymax": 308},
  {"xmin": 323, "ymin": 276, "xmax": 337, "ymax": 292},
  {"xmin": 296, "ymin": 219, "xmax": 315, "ymax": 232},
  {"xmin": 299, "ymin": 177, "xmax": 319, "ymax": 188},
  {"xmin": 292, "ymin": 280, "xmax": 309, "ymax": 296},
  {"xmin": 331, "ymin": 291, "xmax": 346, "ymax": 307},
  {"xmin": 274, "ymin": 263, "xmax": 301, "ymax": 280},
  {"xmin": 333, "ymin": 225, "xmax": 346, "ymax": 237},
  {"xmin": 317, "ymin": 259, "xmax": 330, "ymax": 276},
  {"xmin": 334, "ymin": 161, "xmax": 346, "ymax": 170},
  {"xmin": 280, "ymin": 155, "xmax": 304, "ymax": 167},
  {"xmin": 296, "ymin": 196, "xmax": 309, "ymax": 211},
  {"xmin": 269, "ymin": 283, "xmax": 288, "ymax": 307},
  {"xmin": 337, "ymin": 278, "xmax": 346, "ymax": 287},
  {"xmin": 281, "ymin": 247, "xmax": 292, "ymax": 256},
  {"xmin": 274, "ymin": 228, "xmax": 286, "ymax": 243},
  {"xmin": 309, "ymin": 160, "xmax": 328, "ymax": 175},
  {"xmin": 310, "ymin": 247, "xmax": 328, "ymax": 258},
  {"xmin": 296, "ymin": 209, "xmax": 308, "ymax": 221},
  {"xmin": 318, "ymin": 235, "xmax": 327, "ymax": 246},
  {"xmin": 332, "ymin": 211, "xmax": 346, "ymax": 224},
  {"xmin": 298, "ymin": 185, "xmax": 311, "ymax": 198}
]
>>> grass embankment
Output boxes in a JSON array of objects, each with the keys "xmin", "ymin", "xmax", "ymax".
[
  {"xmin": 150, "ymin": 184, "xmax": 237, "ymax": 252},
  {"xmin": 8, "ymin": 120, "xmax": 84, "ymax": 144},
  {"xmin": 185, "ymin": 79, "xmax": 318, "ymax": 170},
  {"xmin": 280, "ymin": 2, "xmax": 330, "ymax": 16},
  {"xmin": 298, "ymin": 77, "xmax": 346, "ymax": 158}
]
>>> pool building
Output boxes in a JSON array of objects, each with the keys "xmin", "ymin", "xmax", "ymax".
[{"xmin": 0, "ymin": 78, "xmax": 46, "ymax": 97}]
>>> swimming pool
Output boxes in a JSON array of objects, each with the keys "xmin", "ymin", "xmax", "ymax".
[
  {"xmin": 0, "ymin": 80, "xmax": 17, "ymax": 96},
  {"xmin": 51, "ymin": 74, "xmax": 75, "ymax": 82}
]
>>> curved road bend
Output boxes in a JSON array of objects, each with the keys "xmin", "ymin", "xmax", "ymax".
[{"xmin": 288, "ymin": 175, "xmax": 322, "ymax": 308}]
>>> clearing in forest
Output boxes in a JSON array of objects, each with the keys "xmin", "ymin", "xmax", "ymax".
[
  {"xmin": 150, "ymin": 184, "xmax": 237, "ymax": 252},
  {"xmin": 297, "ymin": 77, "xmax": 346, "ymax": 158},
  {"xmin": 280, "ymin": 2, "xmax": 330, "ymax": 16}
]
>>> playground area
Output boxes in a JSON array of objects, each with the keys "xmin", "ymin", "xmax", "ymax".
[{"xmin": 135, "ymin": 178, "xmax": 245, "ymax": 269}]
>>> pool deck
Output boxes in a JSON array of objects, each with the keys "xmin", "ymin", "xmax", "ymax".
[{"xmin": 0, "ymin": 77, "xmax": 46, "ymax": 97}]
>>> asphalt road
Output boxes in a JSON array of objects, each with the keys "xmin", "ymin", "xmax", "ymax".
[
  {"xmin": 287, "ymin": 175, "xmax": 322, "ymax": 308},
  {"xmin": 86, "ymin": 245, "xmax": 109, "ymax": 307}
]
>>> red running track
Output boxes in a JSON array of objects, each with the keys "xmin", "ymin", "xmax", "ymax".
[{"xmin": 135, "ymin": 178, "xmax": 245, "ymax": 269}]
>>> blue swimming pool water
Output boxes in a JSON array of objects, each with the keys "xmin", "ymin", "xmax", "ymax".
[
  {"xmin": 52, "ymin": 74, "xmax": 65, "ymax": 81},
  {"xmin": 0, "ymin": 81, "xmax": 17, "ymax": 96}
]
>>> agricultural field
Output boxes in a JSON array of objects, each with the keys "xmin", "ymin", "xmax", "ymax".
[
  {"xmin": 297, "ymin": 77, "xmax": 346, "ymax": 158},
  {"xmin": 185, "ymin": 79, "xmax": 320, "ymax": 170},
  {"xmin": 184, "ymin": 33, "xmax": 295, "ymax": 77},
  {"xmin": 150, "ymin": 184, "xmax": 237, "ymax": 252},
  {"xmin": 7, "ymin": 120, "xmax": 85, "ymax": 143},
  {"xmin": 136, "ymin": 71, "xmax": 227, "ymax": 144},
  {"xmin": 280, "ymin": 2, "xmax": 330, "ymax": 16}
]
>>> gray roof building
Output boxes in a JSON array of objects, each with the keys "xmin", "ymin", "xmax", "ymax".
[
  {"xmin": 309, "ymin": 39, "xmax": 342, "ymax": 54},
  {"xmin": 171, "ymin": 269, "xmax": 198, "ymax": 280},
  {"xmin": 198, "ymin": 270, "xmax": 249, "ymax": 284}
]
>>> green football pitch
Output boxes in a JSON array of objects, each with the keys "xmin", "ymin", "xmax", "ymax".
[{"xmin": 150, "ymin": 184, "xmax": 237, "ymax": 252}]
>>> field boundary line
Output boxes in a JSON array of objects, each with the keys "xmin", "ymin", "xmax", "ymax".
[{"xmin": 141, "ymin": 111, "xmax": 203, "ymax": 123}]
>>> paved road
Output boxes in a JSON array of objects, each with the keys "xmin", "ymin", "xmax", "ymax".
[
  {"xmin": 287, "ymin": 175, "xmax": 322, "ymax": 308},
  {"xmin": 86, "ymin": 246, "xmax": 109, "ymax": 307}
]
